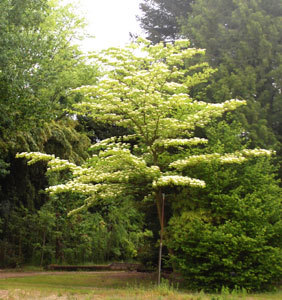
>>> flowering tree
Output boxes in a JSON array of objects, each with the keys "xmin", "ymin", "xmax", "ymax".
[{"xmin": 17, "ymin": 39, "xmax": 273, "ymax": 227}]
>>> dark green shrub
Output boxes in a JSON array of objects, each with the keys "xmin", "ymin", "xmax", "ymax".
[{"xmin": 167, "ymin": 158, "xmax": 282, "ymax": 291}]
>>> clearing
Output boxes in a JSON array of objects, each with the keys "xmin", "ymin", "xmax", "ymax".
[{"xmin": 0, "ymin": 270, "xmax": 280, "ymax": 300}]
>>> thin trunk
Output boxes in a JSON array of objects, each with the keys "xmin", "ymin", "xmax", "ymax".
[
  {"xmin": 155, "ymin": 189, "xmax": 175, "ymax": 276},
  {"xmin": 18, "ymin": 234, "xmax": 22, "ymax": 265},
  {"xmin": 40, "ymin": 231, "xmax": 46, "ymax": 266},
  {"xmin": 157, "ymin": 191, "xmax": 165, "ymax": 285}
]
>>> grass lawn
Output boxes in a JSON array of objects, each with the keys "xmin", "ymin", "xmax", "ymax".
[{"xmin": 0, "ymin": 271, "xmax": 280, "ymax": 300}]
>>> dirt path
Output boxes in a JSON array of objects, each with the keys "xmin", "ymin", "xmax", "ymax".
[
  {"xmin": 0, "ymin": 270, "xmax": 152, "ymax": 279},
  {"xmin": 0, "ymin": 271, "xmax": 65, "ymax": 279}
]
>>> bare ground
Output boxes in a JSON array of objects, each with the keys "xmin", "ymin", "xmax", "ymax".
[{"xmin": 0, "ymin": 270, "xmax": 151, "ymax": 279}]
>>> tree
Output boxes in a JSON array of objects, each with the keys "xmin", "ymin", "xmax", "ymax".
[
  {"xmin": 182, "ymin": 0, "xmax": 282, "ymax": 177},
  {"xmin": 182, "ymin": 0, "xmax": 281, "ymax": 126},
  {"xmin": 0, "ymin": 0, "xmax": 100, "ymax": 267},
  {"xmin": 0, "ymin": 0, "xmax": 99, "ymax": 137},
  {"xmin": 138, "ymin": 0, "xmax": 192, "ymax": 43},
  {"xmin": 138, "ymin": 0, "xmax": 282, "ymax": 175},
  {"xmin": 17, "ymin": 40, "xmax": 273, "ymax": 265},
  {"xmin": 166, "ymin": 120, "xmax": 282, "ymax": 291},
  {"xmin": 0, "ymin": 0, "xmax": 98, "ymax": 183}
]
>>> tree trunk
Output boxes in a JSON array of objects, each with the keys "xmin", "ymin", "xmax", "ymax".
[
  {"xmin": 40, "ymin": 231, "xmax": 46, "ymax": 266},
  {"xmin": 156, "ymin": 190, "xmax": 165, "ymax": 285}
]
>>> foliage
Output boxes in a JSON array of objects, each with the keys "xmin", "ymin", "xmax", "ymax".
[
  {"xmin": 0, "ymin": 0, "xmax": 100, "ymax": 267},
  {"xmin": 0, "ymin": 0, "xmax": 98, "ymax": 136},
  {"xmin": 0, "ymin": 0, "xmax": 98, "ymax": 209},
  {"xmin": 138, "ymin": 0, "xmax": 282, "ymax": 176},
  {"xmin": 44, "ymin": 191, "xmax": 149, "ymax": 264},
  {"xmin": 166, "ymin": 121, "xmax": 282, "ymax": 292},
  {"xmin": 181, "ymin": 0, "xmax": 282, "ymax": 147},
  {"xmin": 17, "ymin": 40, "xmax": 273, "ymax": 271},
  {"xmin": 1, "ymin": 188, "xmax": 147, "ymax": 266},
  {"xmin": 138, "ymin": 0, "xmax": 192, "ymax": 43}
]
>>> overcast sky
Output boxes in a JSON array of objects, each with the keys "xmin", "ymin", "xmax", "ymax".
[{"xmin": 63, "ymin": 0, "xmax": 144, "ymax": 51}]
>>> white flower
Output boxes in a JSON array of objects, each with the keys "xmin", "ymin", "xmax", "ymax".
[{"xmin": 153, "ymin": 175, "xmax": 205, "ymax": 188}]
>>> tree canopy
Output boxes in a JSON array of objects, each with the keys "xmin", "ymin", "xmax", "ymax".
[
  {"xmin": 138, "ymin": 0, "xmax": 192, "ymax": 43},
  {"xmin": 0, "ymin": 0, "xmax": 99, "ymax": 267},
  {"xmin": 17, "ymin": 39, "xmax": 273, "ymax": 226},
  {"xmin": 138, "ymin": 0, "xmax": 282, "ymax": 175},
  {"xmin": 0, "ymin": 1, "xmax": 280, "ymax": 291},
  {"xmin": 0, "ymin": 0, "xmax": 98, "ymax": 137}
]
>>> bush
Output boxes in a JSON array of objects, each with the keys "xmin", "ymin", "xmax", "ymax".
[{"xmin": 166, "ymin": 158, "xmax": 282, "ymax": 292}]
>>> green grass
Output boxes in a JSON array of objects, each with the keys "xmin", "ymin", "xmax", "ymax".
[
  {"xmin": 0, "ymin": 273, "xmax": 152, "ymax": 290},
  {"xmin": 0, "ymin": 272, "xmax": 280, "ymax": 300}
]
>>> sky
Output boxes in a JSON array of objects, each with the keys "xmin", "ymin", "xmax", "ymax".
[{"xmin": 63, "ymin": 0, "xmax": 144, "ymax": 51}]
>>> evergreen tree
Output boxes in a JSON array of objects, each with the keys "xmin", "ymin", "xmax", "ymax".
[
  {"xmin": 181, "ymin": 0, "xmax": 282, "ymax": 172},
  {"xmin": 138, "ymin": 0, "xmax": 192, "ymax": 43}
]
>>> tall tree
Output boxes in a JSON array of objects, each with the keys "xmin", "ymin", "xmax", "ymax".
[
  {"xmin": 0, "ymin": 0, "xmax": 99, "ymax": 266},
  {"xmin": 182, "ymin": 0, "xmax": 282, "ymax": 172},
  {"xmin": 138, "ymin": 0, "xmax": 192, "ymax": 43},
  {"xmin": 0, "ymin": 0, "xmax": 99, "ymax": 206},
  {"xmin": 18, "ymin": 40, "xmax": 273, "ymax": 268},
  {"xmin": 138, "ymin": 0, "xmax": 282, "ymax": 173},
  {"xmin": 0, "ymin": 0, "xmax": 98, "ymax": 137}
]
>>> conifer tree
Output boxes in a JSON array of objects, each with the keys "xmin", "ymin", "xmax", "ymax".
[{"xmin": 138, "ymin": 0, "xmax": 192, "ymax": 43}]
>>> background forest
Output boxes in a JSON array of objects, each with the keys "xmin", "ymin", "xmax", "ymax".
[{"xmin": 0, "ymin": 0, "xmax": 281, "ymax": 292}]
